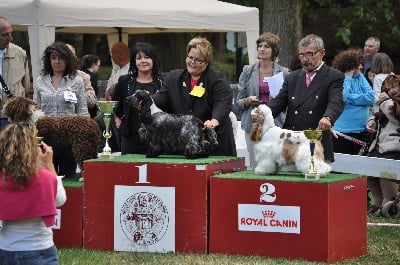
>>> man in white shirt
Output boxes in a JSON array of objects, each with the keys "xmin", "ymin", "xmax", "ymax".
[
  {"xmin": 0, "ymin": 17, "xmax": 30, "ymax": 130},
  {"xmin": 104, "ymin": 42, "xmax": 130, "ymax": 99},
  {"xmin": 363, "ymin": 36, "xmax": 380, "ymax": 84}
]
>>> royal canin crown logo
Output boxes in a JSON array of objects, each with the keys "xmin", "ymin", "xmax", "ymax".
[{"xmin": 262, "ymin": 210, "xmax": 276, "ymax": 219}]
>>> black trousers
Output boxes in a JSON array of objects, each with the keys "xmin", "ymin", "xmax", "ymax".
[{"xmin": 53, "ymin": 148, "xmax": 77, "ymax": 178}]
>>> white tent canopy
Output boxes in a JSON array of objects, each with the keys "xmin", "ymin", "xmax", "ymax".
[{"xmin": 1, "ymin": 0, "xmax": 259, "ymax": 79}]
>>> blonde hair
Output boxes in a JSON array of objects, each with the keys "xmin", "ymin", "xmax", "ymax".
[
  {"xmin": 370, "ymin": 52, "xmax": 394, "ymax": 74},
  {"xmin": 0, "ymin": 123, "xmax": 40, "ymax": 189},
  {"xmin": 186, "ymin": 37, "xmax": 213, "ymax": 63}
]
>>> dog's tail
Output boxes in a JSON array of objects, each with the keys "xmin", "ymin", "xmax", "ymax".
[{"xmin": 203, "ymin": 128, "xmax": 218, "ymax": 153}]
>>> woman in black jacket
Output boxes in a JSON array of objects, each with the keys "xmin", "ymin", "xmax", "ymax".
[
  {"xmin": 153, "ymin": 37, "xmax": 236, "ymax": 156},
  {"xmin": 112, "ymin": 42, "xmax": 162, "ymax": 154}
]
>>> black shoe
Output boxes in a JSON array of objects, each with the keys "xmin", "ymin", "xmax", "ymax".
[{"xmin": 368, "ymin": 205, "xmax": 382, "ymax": 217}]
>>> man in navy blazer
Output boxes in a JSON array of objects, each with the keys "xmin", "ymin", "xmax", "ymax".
[{"xmin": 268, "ymin": 34, "xmax": 344, "ymax": 162}]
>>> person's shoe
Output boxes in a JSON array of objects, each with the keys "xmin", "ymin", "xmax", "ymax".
[
  {"xmin": 373, "ymin": 207, "xmax": 382, "ymax": 217},
  {"xmin": 368, "ymin": 205, "xmax": 382, "ymax": 217}
]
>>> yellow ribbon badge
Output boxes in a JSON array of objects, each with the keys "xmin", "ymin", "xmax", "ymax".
[{"xmin": 189, "ymin": 83, "xmax": 205, "ymax": 97}]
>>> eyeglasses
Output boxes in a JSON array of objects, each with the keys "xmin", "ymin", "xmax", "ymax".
[
  {"xmin": 186, "ymin": 56, "xmax": 205, "ymax": 64},
  {"xmin": 0, "ymin": 32, "xmax": 13, "ymax": 39},
  {"xmin": 298, "ymin": 49, "xmax": 321, "ymax": 59}
]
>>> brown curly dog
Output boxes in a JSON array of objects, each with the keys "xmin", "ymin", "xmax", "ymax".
[{"xmin": 3, "ymin": 96, "xmax": 101, "ymax": 172}]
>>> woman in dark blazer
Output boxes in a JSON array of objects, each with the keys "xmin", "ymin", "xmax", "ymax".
[{"xmin": 154, "ymin": 37, "xmax": 236, "ymax": 156}]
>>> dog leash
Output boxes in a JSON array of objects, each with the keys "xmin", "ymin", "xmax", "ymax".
[
  {"xmin": 331, "ymin": 129, "xmax": 367, "ymax": 146},
  {"xmin": 0, "ymin": 74, "xmax": 14, "ymax": 98}
]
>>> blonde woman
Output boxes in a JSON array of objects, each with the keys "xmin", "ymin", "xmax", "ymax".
[
  {"xmin": 0, "ymin": 123, "xmax": 66, "ymax": 265},
  {"xmin": 154, "ymin": 37, "xmax": 236, "ymax": 156}
]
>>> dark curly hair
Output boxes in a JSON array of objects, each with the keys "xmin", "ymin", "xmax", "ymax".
[
  {"xmin": 331, "ymin": 48, "xmax": 363, "ymax": 73},
  {"xmin": 41, "ymin": 41, "xmax": 77, "ymax": 78},
  {"xmin": 80, "ymin": 54, "xmax": 100, "ymax": 72},
  {"xmin": 129, "ymin": 42, "xmax": 162, "ymax": 82}
]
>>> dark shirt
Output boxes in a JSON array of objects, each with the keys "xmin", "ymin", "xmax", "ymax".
[
  {"xmin": 112, "ymin": 74, "xmax": 161, "ymax": 154},
  {"xmin": 153, "ymin": 67, "xmax": 236, "ymax": 156}
]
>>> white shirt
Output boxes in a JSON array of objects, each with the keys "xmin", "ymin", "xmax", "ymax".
[{"xmin": 106, "ymin": 63, "xmax": 130, "ymax": 91}]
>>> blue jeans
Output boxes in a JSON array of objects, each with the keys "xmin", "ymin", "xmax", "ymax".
[
  {"xmin": 0, "ymin": 118, "xmax": 10, "ymax": 131},
  {"xmin": 0, "ymin": 246, "xmax": 59, "ymax": 265}
]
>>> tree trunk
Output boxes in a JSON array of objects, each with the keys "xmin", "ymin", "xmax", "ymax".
[
  {"xmin": 262, "ymin": 0, "xmax": 302, "ymax": 68},
  {"xmin": 130, "ymin": 33, "xmax": 189, "ymax": 73}
]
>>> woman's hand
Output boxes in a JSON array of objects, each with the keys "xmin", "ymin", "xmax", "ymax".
[
  {"xmin": 379, "ymin": 92, "xmax": 390, "ymax": 102},
  {"xmin": 114, "ymin": 115, "xmax": 121, "ymax": 129},
  {"xmin": 204, "ymin": 119, "xmax": 219, "ymax": 129},
  {"xmin": 244, "ymin": 96, "xmax": 260, "ymax": 107},
  {"xmin": 366, "ymin": 120, "xmax": 377, "ymax": 133},
  {"xmin": 39, "ymin": 142, "xmax": 57, "ymax": 175},
  {"xmin": 368, "ymin": 71, "xmax": 376, "ymax": 83},
  {"xmin": 344, "ymin": 69, "xmax": 355, "ymax": 77}
]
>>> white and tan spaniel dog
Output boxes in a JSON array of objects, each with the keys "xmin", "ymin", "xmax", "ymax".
[{"xmin": 250, "ymin": 104, "xmax": 331, "ymax": 176}]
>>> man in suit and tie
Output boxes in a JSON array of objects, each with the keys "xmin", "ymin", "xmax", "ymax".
[{"xmin": 267, "ymin": 34, "xmax": 344, "ymax": 162}]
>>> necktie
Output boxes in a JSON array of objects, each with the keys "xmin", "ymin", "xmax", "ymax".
[{"xmin": 306, "ymin": 71, "xmax": 315, "ymax": 87}]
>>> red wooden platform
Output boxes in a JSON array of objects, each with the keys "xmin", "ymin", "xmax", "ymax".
[
  {"xmin": 209, "ymin": 172, "xmax": 367, "ymax": 263},
  {"xmin": 83, "ymin": 155, "xmax": 244, "ymax": 253},
  {"xmin": 53, "ymin": 186, "xmax": 83, "ymax": 247}
]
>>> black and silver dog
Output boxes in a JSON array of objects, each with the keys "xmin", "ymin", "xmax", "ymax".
[{"xmin": 127, "ymin": 90, "xmax": 218, "ymax": 159}]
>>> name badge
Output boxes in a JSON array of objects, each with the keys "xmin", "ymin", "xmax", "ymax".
[
  {"xmin": 63, "ymin": 90, "xmax": 77, "ymax": 103},
  {"xmin": 263, "ymin": 77, "xmax": 270, "ymax": 83}
]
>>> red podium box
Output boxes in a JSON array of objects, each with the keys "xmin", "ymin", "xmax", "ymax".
[
  {"xmin": 53, "ymin": 185, "xmax": 83, "ymax": 247},
  {"xmin": 83, "ymin": 154, "xmax": 244, "ymax": 253},
  {"xmin": 209, "ymin": 171, "xmax": 367, "ymax": 263}
]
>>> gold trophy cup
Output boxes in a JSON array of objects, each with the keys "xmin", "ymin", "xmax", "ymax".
[
  {"xmin": 303, "ymin": 129, "xmax": 323, "ymax": 180},
  {"xmin": 97, "ymin": 101, "xmax": 118, "ymax": 159}
]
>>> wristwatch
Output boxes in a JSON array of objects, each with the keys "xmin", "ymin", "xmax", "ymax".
[{"xmin": 324, "ymin": 116, "xmax": 332, "ymax": 122}]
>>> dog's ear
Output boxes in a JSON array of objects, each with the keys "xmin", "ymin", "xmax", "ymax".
[
  {"xmin": 250, "ymin": 123, "xmax": 263, "ymax": 141},
  {"xmin": 3, "ymin": 96, "xmax": 38, "ymax": 122}
]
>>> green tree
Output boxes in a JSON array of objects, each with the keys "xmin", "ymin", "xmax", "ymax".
[{"xmin": 303, "ymin": 0, "xmax": 400, "ymax": 46}]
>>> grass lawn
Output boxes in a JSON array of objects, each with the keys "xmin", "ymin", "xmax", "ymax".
[{"xmin": 58, "ymin": 217, "xmax": 400, "ymax": 265}]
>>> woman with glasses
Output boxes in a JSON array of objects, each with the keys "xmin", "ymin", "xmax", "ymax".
[
  {"xmin": 267, "ymin": 34, "xmax": 345, "ymax": 163},
  {"xmin": 236, "ymin": 32, "xmax": 289, "ymax": 169},
  {"xmin": 154, "ymin": 37, "xmax": 236, "ymax": 156}
]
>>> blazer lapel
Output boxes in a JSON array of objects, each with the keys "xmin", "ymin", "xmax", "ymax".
[
  {"xmin": 292, "ymin": 71, "xmax": 308, "ymax": 108},
  {"xmin": 292, "ymin": 65, "xmax": 328, "ymax": 108}
]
